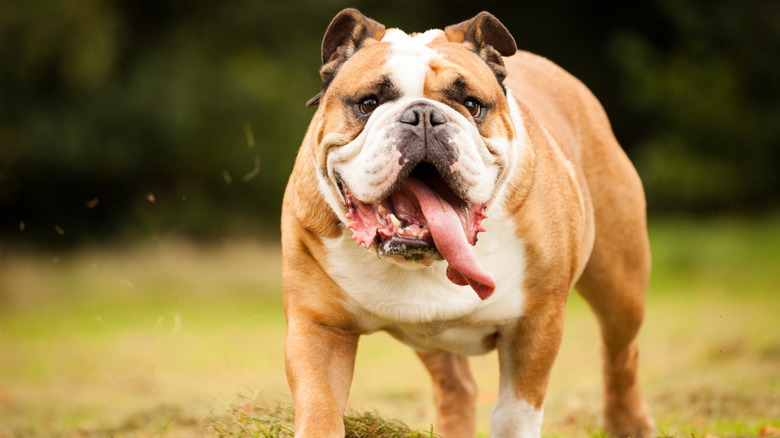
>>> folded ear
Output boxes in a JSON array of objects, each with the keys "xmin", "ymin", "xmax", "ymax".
[
  {"xmin": 444, "ymin": 11, "xmax": 516, "ymax": 56},
  {"xmin": 444, "ymin": 12, "xmax": 517, "ymax": 86},
  {"xmin": 321, "ymin": 8, "xmax": 386, "ymax": 64},
  {"xmin": 307, "ymin": 9, "xmax": 386, "ymax": 107}
]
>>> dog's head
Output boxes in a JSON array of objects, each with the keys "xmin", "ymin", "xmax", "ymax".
[{"xmin": 308, "ymin": 9, "xmax": 521, "ymax": 299}]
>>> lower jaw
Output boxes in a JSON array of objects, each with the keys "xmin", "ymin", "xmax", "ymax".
[{"xmin": 376, "ymin": 235, "xmax": 442, "ymax": 266}]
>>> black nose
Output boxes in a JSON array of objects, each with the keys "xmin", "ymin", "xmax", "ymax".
[{"xmin": 399, "ymin": 104, "xmax": 448, "ymax": 127}]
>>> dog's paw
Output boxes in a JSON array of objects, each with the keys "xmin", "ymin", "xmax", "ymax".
[{"xmin": 604, "ymin": 401, "xmax": 656, "ymax": 438}]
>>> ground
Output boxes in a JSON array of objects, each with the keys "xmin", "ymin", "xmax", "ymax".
[{"xmin": 1, "ymin": 215, "xmax": 779, "ymax": 437}]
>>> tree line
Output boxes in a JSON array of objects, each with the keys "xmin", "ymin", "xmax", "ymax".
[{"xmin": 1, "ymin": 0, "xmax": 777, "ymax": 245}]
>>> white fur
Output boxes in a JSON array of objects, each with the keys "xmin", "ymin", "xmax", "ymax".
[
  {"xmin": 323, "ymin": 204, "xmax": 526, "ymax": 355},
  {"xmin": 316, "ymin": 38, "xmax": 548, "ymax": 433},
  {"xmin": 492, "ymin": 89, "xmax": 531, "ymax": 205},
  {"xmin": 322, "ymin": 95, "xmax": 504, "ymax": 209},
  {"xmin": 491, "ymin": 331, "xmax": 545, "ymax": 437},
  {"xmin": 319, "ymin": 28, "xmax": 523, "ymax": 213},
  {"xmin": 382, "ymin": 29, "xmax": 444, "ymax": 97},
  {"xmin": 320, "ymin": 86, "xmax": 532, "ymax": 355},
  {"xmin": 491, "ymin": 393, "xmax": 544, "ymax": 437}
]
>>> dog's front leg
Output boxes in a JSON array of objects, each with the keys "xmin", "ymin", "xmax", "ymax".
[
  {"xmin": 285, "ymin": 318, "xmax": 359, "ymax": 437},
  {"xmin": 491, "ymin": 301, "xmax": 566, "ymax": 438},
  {"xmin": 416, "ymin": 350, "xmax": 478, "ymax": 438}
]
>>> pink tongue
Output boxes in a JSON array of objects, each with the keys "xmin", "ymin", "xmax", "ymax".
[{"xmin": 404, "ymin": 177, "xmax": 495, "ymax": 300}]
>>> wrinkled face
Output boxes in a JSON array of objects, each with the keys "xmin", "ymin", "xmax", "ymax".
[{"xmin": 314, "ymin": 27, "xmax": 518, "ymax": 290}]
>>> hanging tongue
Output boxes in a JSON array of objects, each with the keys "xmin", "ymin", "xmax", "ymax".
[{"xmin": 404, "ymin": 177, "xmax": 496, "ymax": 300}]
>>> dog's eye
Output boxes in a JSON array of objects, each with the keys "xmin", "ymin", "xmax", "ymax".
[
  {"xmin": 359, "ymin": 97, "xmax": 379, "ymax": 114},
  {"xmin": 464, "ymin": 98, "xmax": 482, "ymax": 118}
]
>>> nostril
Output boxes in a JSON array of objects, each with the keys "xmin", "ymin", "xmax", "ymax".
[
  {"xmin": 399, "ymin": 108, "xmax": 420, "ymax": 125},
  {"xmin": 429, "ymin": 108, "xmax": 447, "ymax": 126},
  {"xmin": 399, "ymin": 104, "xmax": 448, "ymax": 127}
]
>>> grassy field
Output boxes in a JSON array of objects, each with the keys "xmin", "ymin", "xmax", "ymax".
[{"xmin": 1, "ymin": 215, "xmax": 779, "ymax": 437}]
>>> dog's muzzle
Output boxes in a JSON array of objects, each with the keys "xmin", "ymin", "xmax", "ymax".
[{"xmin": 340, "ymin": 102, "xmax": 496, "ymax": 299}]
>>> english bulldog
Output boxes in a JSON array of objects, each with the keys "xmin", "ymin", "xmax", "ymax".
[{"xmin": 281, "ymin": 9, "xmax": 655, "ymax": 438}]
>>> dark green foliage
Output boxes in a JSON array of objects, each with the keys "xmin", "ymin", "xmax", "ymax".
[
  {"xmin": 608, "ymin": 0, "xmax": 780, "ymax": 211},
  {"xmin": 1, "ymin": 0, "xmax": 778, "ymax": 245}
]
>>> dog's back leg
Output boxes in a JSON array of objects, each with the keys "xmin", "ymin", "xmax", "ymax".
[
  {"xmin": 416, "ymin": 351, "xmax": 477, "ymax": 438},
  {"xmin": 575, "ymin": 142, "xmax": 656, "ymax": 438},
  {"xmin": 577, "ymin": 247, "xmax": 655, "ymax": 437}
]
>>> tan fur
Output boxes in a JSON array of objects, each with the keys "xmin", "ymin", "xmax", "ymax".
[
  {"xmin": 416, "ymin": 351, "xmax": 478, "ymax": 437},
  {"xmin": 500, "ymin": 51, "xmax": 654, "ymax": 436},
  {"xmin": 281, "ymin": 10, "xmax": 654, "ymax": 438},
  {"xmin": 426, "ymin": 41, "xmax": 516, "ymax": 140}
]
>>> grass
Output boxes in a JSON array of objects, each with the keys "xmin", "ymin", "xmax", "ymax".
[
  {"xmin": 1, "ymin": 215, "xmax": 779, "ymax": 437},
  {"xmin": 212, "ymin": 404, "xmax": 437, "ymax": 437}
]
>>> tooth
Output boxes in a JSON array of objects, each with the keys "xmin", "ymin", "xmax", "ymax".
[
  {"xmin": 377, "ymin": 205, "xmax": 387, "ymax": 214},
  {"xmin": 389, "ymin": 213, "xmax": 402, "ymax": 229}
]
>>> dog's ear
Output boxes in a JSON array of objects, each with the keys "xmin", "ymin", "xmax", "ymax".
[
  {"xmin": 444, "ymin": 12, "xmax": 517, "ymax": 87},
  {"xmin": 307, "ymin": 9, "xmax": 386, "ymax": 107},
  {"xmin": 321, "ymin": 8, "xmax": 386, "ymax": 65},
  {"xmin": 444, "ymin": 11, "xmax": 516, "ymax": 57}
]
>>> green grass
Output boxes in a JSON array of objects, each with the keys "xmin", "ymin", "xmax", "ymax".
[{"xmin": 1, "ymin": 216, "xmax": 779, "ymax": 437}]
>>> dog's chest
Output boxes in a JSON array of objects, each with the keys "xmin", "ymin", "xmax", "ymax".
[
  {"xmin": 323, "ymin": 212, "xmax": 527, "ymax": 355},
  {"xmin": 375, "ymin": 318, "xmax": 503, "ymax": 355}
]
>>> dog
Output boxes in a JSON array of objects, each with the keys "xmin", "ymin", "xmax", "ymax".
[{"xmin": 281, "ymin": 9, "xmax": 655, "ymax": 438}]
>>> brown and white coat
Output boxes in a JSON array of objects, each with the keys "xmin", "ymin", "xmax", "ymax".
[{"xmin": 281, "ymin": 9, "xmax": 654, "ymax": 438}]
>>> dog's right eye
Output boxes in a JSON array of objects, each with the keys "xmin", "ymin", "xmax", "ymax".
[{"xmin": 358, "ymin": 97, "xmax": 379, "ymax": 114}]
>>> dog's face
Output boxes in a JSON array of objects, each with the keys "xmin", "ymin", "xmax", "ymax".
[{"xmin": 308, "ymin": 10, "xmax": 519, "ymax": 297}]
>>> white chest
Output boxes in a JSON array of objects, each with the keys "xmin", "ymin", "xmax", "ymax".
[{"xmin": 323, "ymin": 210, "xmax": 527, "ymax": 355}]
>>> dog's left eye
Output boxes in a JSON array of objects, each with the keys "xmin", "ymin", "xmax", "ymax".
[
  {"xmin": 464, "ymin": 98, "xmax": 482, "ymax": 118},
  {"xmin": 359, "ymin": 97, "xmax": 379, "ymax": 114}
]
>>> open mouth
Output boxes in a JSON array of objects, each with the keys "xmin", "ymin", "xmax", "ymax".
[{"xmin": 341, "ymin": 162, "xmax": 496, "ymax": 299}]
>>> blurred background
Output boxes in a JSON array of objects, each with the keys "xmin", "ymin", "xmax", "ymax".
[
  {"xmin": 1, "ymin": 0, "xmax": 778, "ymax": 247},
  {"xmin": 1, "ymin": 0, "xmax": 779, "ymax": 436}
]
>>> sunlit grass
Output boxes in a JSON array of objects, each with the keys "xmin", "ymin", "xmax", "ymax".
[
  {"xmin": 212, "ymin": 404, "xmax": 438, "ymax": 437},
  {"xmin": 0, "ymin": 239, "xmax": 288, "ymax": 436},
  {"xmin": 1, "ymin": 215, "xmax": 779, "ymax": 436}
]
